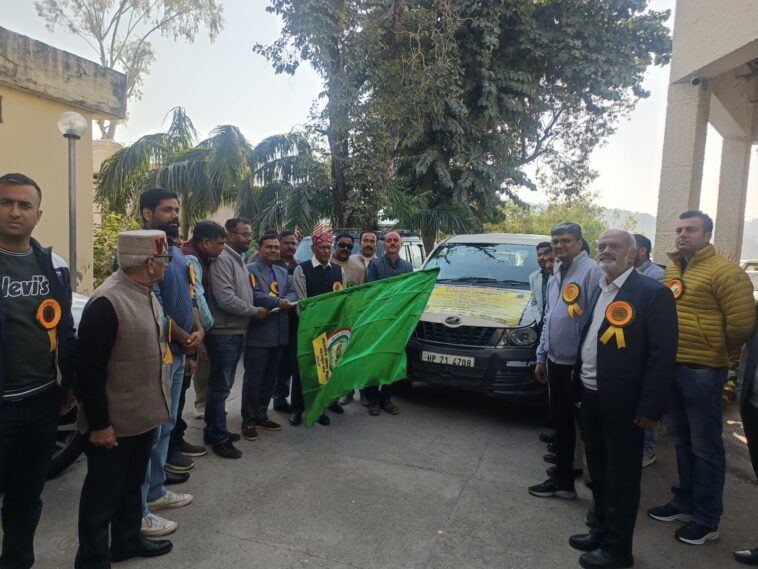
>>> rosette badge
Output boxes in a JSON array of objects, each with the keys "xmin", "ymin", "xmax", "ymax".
[
  {"xmin": 562, "ymin": 283, "xmax": 584, "ymax": 319},
  {"xmin": 668, "ymin": 279, "xmax": 684, "ymax": 300},
  {"xmin": 36, "ymin": 299, "xmax": 62, "ymax": 351},
  {"xmin": 600, "ymin": 301, "xmax": 635, "ymax": 349},
  {"xmin": 269, "ymin": 281, "xmax": 280, "ymax": 297}
]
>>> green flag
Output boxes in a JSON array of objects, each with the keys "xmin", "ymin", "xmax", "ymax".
[{"xmin": 297, "ymin": 268, "xmax": 439, "ymax": 427}]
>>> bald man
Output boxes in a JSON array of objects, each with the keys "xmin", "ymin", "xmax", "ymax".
[{"xmin": 567, "ymin": 230, "xmax": 677, "ymax": 569}]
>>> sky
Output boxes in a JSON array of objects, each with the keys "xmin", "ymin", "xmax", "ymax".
[{"xmin": 3, "ymin": 0, "xmax": 757, "ymax": 221}]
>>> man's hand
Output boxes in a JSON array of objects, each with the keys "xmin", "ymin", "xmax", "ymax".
[
  {"xmin": 255, "ymin": 307, "xmax": 269, "ymax": 320},
  {"xmin": 59, "ymin": 388, "xmax": 76, "ymax": 416},
  {"xmin": 278, "ymin": 299, "xmax": 294, "ymax": 311},
  {"xmin": 185, "ymin": 357, "xmax": 197, "ymax": 377},
  {"xmin": 185, "ymin": 330, "xmax": 204, "ymax": 350},
  {"xmin": 89, "ymin": 426, "xmax": 118, "ymax": 448},
  {"xmin": 634, "ymin": 416, "xmax": 657, "ymax": 430},
  {"xmin": 535, "ymin": 363, "xmax": 547, "ymax": 384}
]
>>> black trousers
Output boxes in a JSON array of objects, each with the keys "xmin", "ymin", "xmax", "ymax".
[
  {"xmin": 741, "ymin": 401, "xmax": 758, "ymax": 480},
  {"xmin": 170, "ymin": 368, "xmax": 193, "ymax": 447},
  {"xmin": 364, "ymin": 384, "xmax": 393, "ymax": 403},
  {"xmin": 274, "ymin": 340, "xmax": 295, "ymax": 404},
  {"xmin": 0, "ymin": 388, "xmax": 59, "ymax": 569},
  {"xmin": 547, "ymin": 360, "xmax": 577, "ymax": 489},
  {"xmin": 75, "ymin": 430, "xmax": 154, "ymax": 569},
  {"xmin": 242, "ymin": 346, "xmax": 283, "ymax": 425},
  {"xmin": 582, "ymin": 387, "xmax": 644, "ymax": 558}
]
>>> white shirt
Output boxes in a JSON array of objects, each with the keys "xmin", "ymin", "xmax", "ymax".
[{"xmin": 580, "ymin": 267, "xmax": 635, "ymax": 390}]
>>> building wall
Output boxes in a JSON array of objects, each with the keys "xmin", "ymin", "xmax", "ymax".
[{"xmin": 0, "ymin": 84, "xmax": 95, "ymax": 293}]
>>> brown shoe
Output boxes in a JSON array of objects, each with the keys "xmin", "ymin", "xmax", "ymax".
[
  {"xmin": 255, "ymin": 420, "xmax": 282, "ymax": 432},
  {"xmin": 241, "ymin": 425, "xmax": 258, "ymax": 441}
]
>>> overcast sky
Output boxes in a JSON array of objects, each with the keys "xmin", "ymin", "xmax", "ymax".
[{"xmin": 4, "ymin": 0, "xmax": 757, "ymax": 220}]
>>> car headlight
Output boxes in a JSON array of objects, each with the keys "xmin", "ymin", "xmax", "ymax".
[{"xmin": 507, "ymin": 327, "xmax": 538, "ymax": 347}]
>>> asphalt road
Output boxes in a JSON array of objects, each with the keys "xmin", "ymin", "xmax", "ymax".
[{"xmin": 30, "ymin": 375, "xmax": 758, "ymax": 569}]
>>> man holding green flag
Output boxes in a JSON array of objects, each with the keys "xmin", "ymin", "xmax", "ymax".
[{"xmin": 296, "ymin": 245, "xmax": 438, "ymax": 427}]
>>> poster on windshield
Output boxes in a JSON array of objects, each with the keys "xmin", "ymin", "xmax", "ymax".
[{"xmin": 424, "ymin": 285, "xmax": 533, "ymax": 326}]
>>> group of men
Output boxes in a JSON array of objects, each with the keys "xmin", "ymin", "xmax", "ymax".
[
  {"xmin": 0, "ymin": 173, "xmax": 417, "ymax": 568},
  {"xmin": 526, "ymin": 214, "xmax": 757, "ymax": 569}
]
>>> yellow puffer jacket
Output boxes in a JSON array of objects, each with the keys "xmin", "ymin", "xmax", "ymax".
[{"xmin": 665, "ymin": 244, "xmax": 756, "ymax": 368}]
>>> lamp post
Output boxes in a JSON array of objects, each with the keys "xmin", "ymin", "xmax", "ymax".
[{"xmin": 57, "ymin": 111, "xmax": 88, "ymax": 292}]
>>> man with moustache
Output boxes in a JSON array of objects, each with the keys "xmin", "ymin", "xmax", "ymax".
[
  {"xmin": 272, "ymin": 230, "xmax": 300, "ymax": 413},
  {"xmin": 331, "ymin": 233, "xmax": 365, "ymax": 288},
  {"xmin": 529, "ymin": 222, "xmax": 601, "ymax": 500},
  {"xmin": 204, "ymin": 218, "xmax": 268, "ymax": 458},
  {"xmin": 137, "ymin": 189, "xmax": 201, "ymax": 538},
  {"xmin": 529, "ymin": 242, "xmax": 555, "ymax": 328},
  {"xmin": 567, "ymin": 230, "xmax": 677, "ymax": 569},
  {"xmin": 0, "ymin": 173, "xmax": 76, "ymax": 569}
]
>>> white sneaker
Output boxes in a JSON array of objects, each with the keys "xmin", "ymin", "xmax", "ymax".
[
  {"xmin": 193, "ymin": 406, "xmax": 205, "ymax": 419},
  {"xmin": 642, "ymin": 451, "xmax": 656, "ymax": 468},
  {"xmin": 148, "ymin": 490, "xmax": 193, "ymax": 512},
  {"xmin": 141, "ymin": 513, "xmax": 177, "ymax": 537}
]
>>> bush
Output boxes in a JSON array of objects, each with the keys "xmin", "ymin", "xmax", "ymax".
[{"xmin": 93, "ymin": 212, "xmax": 141, "ymax": 287}]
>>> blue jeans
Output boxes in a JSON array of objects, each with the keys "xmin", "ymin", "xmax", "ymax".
[
  {"xmin": 141, "ymin": 354, "xmax": 186, "ymax": 515},
  {"xmin": 643, "ymin": 427, "xmax": 658, "ymax": 455},
  {"xmin": 666, "ymin": 364, "xmax": 727, "ymax": 528},
  {"xmin": 204, "ymin": 334, "xmax": 244, "ymax": 444}
]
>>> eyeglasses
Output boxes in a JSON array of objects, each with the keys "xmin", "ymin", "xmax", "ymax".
[
  {"xmin": 336, "ymin": 242, "xmax": 352, "ymax": 249},
  {"xmin": 152, "ymin": 255, "xmax": 173, "ymax": 264}
]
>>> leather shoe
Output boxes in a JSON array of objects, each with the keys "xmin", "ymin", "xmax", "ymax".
[
  {"xmin": 164, "ymin": 471, "xmax": 189, "ymax": 486},
  {"xmin": 317, "ymin": 414, "xmax": 330, "ymax": 426},
  {"xmin": 328, "ymin": 401, "xmax": 344, "ymax": 414},
  {"xmin": 579, "ymin": 549, "xmax": 633, "ymax": 569},
  {"xmin": 585, "ymin": 509, "xmax": 598, "ymax": 528},
  {"xmin": 111, "ymin": 535, "xmax": 173, "ymax": 562},
  {"xmin": 212, "ymin": 441, "xmax": 242, "ymax": 459},
  {"xmin": 543, "ymin": 453, "xmax": 557, "ymax": 464},
  {"xmin": 289, "ymin": 413, "xmax": 302, "ymax": 426},
  {"xmin": 539, "ymin": 431, "xmax": 556, "ymax": 443},
  {"xmin": 735, "ymin": 548, "xmax": 758, "ymax": 566},
  {"xmin": 570, "ymin": 531, "xmax": 604, "ymax": 552},
  {"xmin": 547, "ymin": 441, "xmax": 556, "ymax": 453}
]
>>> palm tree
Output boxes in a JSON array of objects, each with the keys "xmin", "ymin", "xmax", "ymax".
[{"xmin": 96, "ymin": 107, "xmax": 329, "ymax": 235}]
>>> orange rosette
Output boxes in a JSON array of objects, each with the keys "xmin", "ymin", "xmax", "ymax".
[
  {"xmin": 332, "ymin": 281, "xmax": 343, "ymax": 292},
  {"xmin": 250, "ymin": 273, "xmax": 257, "ymax": 289},
  {"xmin": 562, "ymin": 283, "xmax": 584, "ymax": 319},
  {"xmin": 668, "ymin": 279, "xmax": 684, "ymax": 300},
  {"xmin": 600, "ymin": 300, "xmax": 635, "ymax": 349},
  {"xmin": 269, "ymin": 281, "xmax": 280, "ymax": 297},
  {"xmin": 163, "ymin": 318, "xmax": 174, "ymax": 365},
  {"xmin": 36, "ymin": 299, "xmax": 61, "ymax": 351}
]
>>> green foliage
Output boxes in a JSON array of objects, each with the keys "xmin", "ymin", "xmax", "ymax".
[{"xmin": 92, "ymin": 211, "xmax": 140, "ymax": 287}]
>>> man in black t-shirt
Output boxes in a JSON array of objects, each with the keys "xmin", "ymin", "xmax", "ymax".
[{"xmin": 0, "ymin": 172, "xmax": 76, "ymax": 568}]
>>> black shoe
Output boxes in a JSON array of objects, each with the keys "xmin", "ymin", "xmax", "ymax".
[
  {"xmin": 368, "ymin": 401, "xmax": 380, "ymax": 416},
  {"xmin": 527, "ymin": 478, "xmax": 576, "ymax": 499},
  {"xmin": 546, "ymin": 465, "xmax": 583, "ymax": 478},
  {"xmin": 646, "ymin": 503, "xmax": 693, "ymax": 523},
  {"xmin": 675, "ymin": 521, "xmax": 719, "ymax": 545},
  {"xmin": 579, "ymin": 549, "xmax": 633, "ymax": 569},
  {"xmin": 539, "ymin": 431, "xmax": 556, "ymax": 443},
  {"xmin": 570, "ymin": 530, "xmax": 604, "ymax": 552},
  {"xmin": 317, "ymin": 414, "xmax": 330, "ymax": 426},
  {"xmin": 228, "ymin": 433, "xmax": 241, "ymax": 442},
  {"xmin": 177, "ymin": 438, "xmax": 207, "ymax": 457},
  {"xmin": 543, "ymin": 453, "xmax": 557, "ymax": 464},
  {"xmin": 164, "ymin": 471, "xmax": 189, "ymax": 486},
  {"xmin": 212, "ymin": 441, "xmax": 242, "ymax": 459},
  {"xmin": 111, "ymin": 535, "xmax": 173, "ymax": 562},
  {"xmin": 547, "ymin": 441, "xmax": 556, "ymax": 453},
  {"xmin": 734, "ymin": 548, "xmax": 758, "ymax": 566},
  {"xmin": 289, "ymin": 413, "xmax": 302, "ymax": 426},
  {"xmin": 380, "ymin": 399, "xmax": 399, "ymax": 415},
  {"xmin": 585, "ymin": 509, "xmax": 598, "ymax": 528},
  {"xmin": 273, "ymin": 400, "xmax": 291, "ymax": 413},
  {"xmin": 165, "ymin": 446, "xmax": 194, "ymax": 472},
  {"xmin": 328, "ymin": 401, "xmax": 344, "ymax": 414},
  {"xmin": 360, "ymin": 391, "xmax": 369, "ymax": 406}
]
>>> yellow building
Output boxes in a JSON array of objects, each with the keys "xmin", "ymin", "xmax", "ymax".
[
  {"xmin": 0, "ymin": 26, "xmax": 126, "ymax": 293},
  {"xmin": 655, "ymin": 1, "xmax": 758, "ymax": 260}
]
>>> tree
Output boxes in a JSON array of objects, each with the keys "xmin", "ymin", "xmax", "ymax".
[
  {"xmin": 97, "ymin": 107, "xmax": 327, "ymax": 235},
  {"xmin": 93, "ymin": 211, "xmax": 140, "ymax": 286},
  {"xmin": 35, "ymin": 0, "xmax": 223, "ymax": 139}
]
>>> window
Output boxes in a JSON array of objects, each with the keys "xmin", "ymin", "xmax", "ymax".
[{"xmin": 409, "ymin": 244, "xmax": 424, "ymax": 268}]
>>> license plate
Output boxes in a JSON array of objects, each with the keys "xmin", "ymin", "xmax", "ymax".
[{"xmin": 421, "ymin": 351, "xmax": 475, "ymax": 367}]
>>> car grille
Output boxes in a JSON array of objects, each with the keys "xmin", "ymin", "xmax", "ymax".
[{"xmin": 414, "ymin": 322, "xmax": 496, "ymax": 346}]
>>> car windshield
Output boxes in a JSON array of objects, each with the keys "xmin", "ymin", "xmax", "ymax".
[{"xmin": 425, "ymin": 242, "xmax": 538, "ymax": 287}]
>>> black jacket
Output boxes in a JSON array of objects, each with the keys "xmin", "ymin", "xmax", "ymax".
[
  {"xmin": 0, "ymin": 238, "xmax": 76, "ymax": 403},
  {"xmin": 575, "ymin": 269, "xmax": 678, "ymax": 421},
  {"xmin": 740, "ymin": 305, "xmax": 758, "ymax": 413}
]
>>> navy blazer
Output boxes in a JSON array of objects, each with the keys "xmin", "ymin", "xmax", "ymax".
[
  {"xmin": 245, "ymin": 261, "xmax": 298, "ymax": 348},
  {"xmin": 575, "ymin": 269, "xmax": 678, "ymax": 422},
  {"xmin": 740, "ymin": 305, "xmax": 758, "ymax": 413}
]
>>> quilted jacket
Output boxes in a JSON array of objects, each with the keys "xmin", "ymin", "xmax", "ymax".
[{"xmin": 664, "ymin": 244, "xmax": 755, "ymax": 368}]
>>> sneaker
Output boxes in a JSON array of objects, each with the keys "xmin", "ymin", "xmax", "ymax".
[
  {"xmin": 543, "ymin": 453, "xmax": 557, "ymax": 464},
  {"xmin": 141, "ymin": 513, "xmax": 177, "ymax": 537},
  {"xmin": 328, "ymin": 401, "xmax": 344, "ymax": 414},
  {"xmin": 642, "ymin": 451, "xmax": 656, "ymax": 467},
  {"xmin": 539, "ymin": 431, "xmax": 556, "ymax": 443},
  {"xmin": 177, "ymin": 438, "xmax": 207, "ymax": 457},
  {"xmin": 193, "ymin": 406, "xmax": 205, "ymax": 419},
  {"xmin": 340, "ymin": 391, "xmax": 355, "ymax": 406},
  {"xmin": 317, "ymin": 414, "xmax": 330, "ymax": 426},
  {"xmin": 212, "ymin": 441, "xmax": 242, "ymax": 459},
  {"xmin": 380, "ymin": 399, "xmax": 399, "ymax": 415},
  {"xmin": 528, "ymin": 478, "xmax": 576, "ymax": 499},
  {"xmin": 675, "ymin": 521, "xmax": 719, "ymax": 545},
  {"xmin": 148, "ymin": 490, "xmax": 193, "ymax": 512},
  {"xmin": 360, "ymin": 391, "xmax": 369, "ymax": 407},
  {"xmin": 647, "ymin": 503, "xmax": 693, "ymax": 523},
  {"xmin": 368, "ymin": 401, "xmax": 380, "ymax": 416},
  {"xmin": 241, "ymin": 425, "xmax": 258, "ymax": 441},
  {"xmin": 255, "ymin": 419, "xmax": 282, "ymax": 431},
  {"xmin": 165, "ymin": 447, "xmax": 194, "ymax": 472}
]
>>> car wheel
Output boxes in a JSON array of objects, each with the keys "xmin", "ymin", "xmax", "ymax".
[{"xmin": 47, "ymin": 401, "xmax": 84, "ymax": 480}]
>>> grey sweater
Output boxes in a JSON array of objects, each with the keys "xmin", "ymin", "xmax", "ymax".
[{"xmin": 208, "ymin": 244, "xmax": 263, "ymax": 335}]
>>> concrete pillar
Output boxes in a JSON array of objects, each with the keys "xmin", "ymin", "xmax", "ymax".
[
  {"xmin": 714, "ymin": 136, "xmax": 751, "ymax": 259},
  {"xmin": 653, "ymin": 82, "xmax": 710, "ymax": 263}
]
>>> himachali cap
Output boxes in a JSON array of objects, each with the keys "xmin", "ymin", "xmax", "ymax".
[
  {"xmin": 312, "ymin": 231, "xmax": 333, "ymax": 245},
  {"xmin": 117, "ymin": 230, "xmax": 168, "ymax": 257}
]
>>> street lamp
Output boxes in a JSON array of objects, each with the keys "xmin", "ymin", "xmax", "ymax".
[{"xmin": 57, "ymin": 111, "xmax": 88, "ymax": 292}]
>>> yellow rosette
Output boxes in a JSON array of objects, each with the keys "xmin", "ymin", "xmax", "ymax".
[
  {"xmin": 269, "ymin": 281, "xmax": 280, "ymax": 297},
  {"xmin": 36, "ymin": 299, "xmax": 61, "ymax": 352},
  {"xmin": 188, "ymin": 264, "xmax": 197, "ymax": 299},
  {"xmin": 163, "ymin": 318, "xmax": 174, "ymax": 365},
  {"xmin": 562, "ymin": 283, "xmax": 584, "ymax": 319},
  {"xmin": 599, "ymin": 301, "xmax": 635, "ymax": 349},
  {"xmin": 668, "ymin": 278, "xmax": 684, "ymax": 300},
  {"xmin": 332, "ymin": 281, "xmax": 343, "ymax": 292},
  {"xmin": 250, "ymin": 272, "xmax": 257, "ymax": 289}
]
